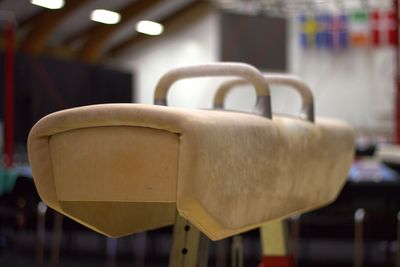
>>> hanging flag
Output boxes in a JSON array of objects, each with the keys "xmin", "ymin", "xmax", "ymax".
[
  {"xmin": 371, "ymin": 9, "xmax": 380, "ymax": 46},
  {"xmin": 326, "ymin": 14, "xmax": 349, "ymax": 49},
  {"xmin": 299, "ymin": 14, "xmax": 318, "ymax": 49},
  {"xmin": 371, "ymin": 8, "xmax": 397, "ymax": 47},
  {"xmin": 324, "ymin": 14, "xmax": 334, "ymax": 49},
  {"xmin": 388, "ymin": 8, "xmax": 397, "ymax": 46},
  {"xmin": 338, "ymin": 14, "xmax": 349, "ymax": 49},
  {"xmin": 349, "ymin": 10, "xmax": 369, "ymax": 47},
  {"xmin": 315, "ymin": 14, "xmax": 328, "ymax": 48},
  {"xmin": 299, "ymin": 14, "xmax": 308, "ymax": 49}
]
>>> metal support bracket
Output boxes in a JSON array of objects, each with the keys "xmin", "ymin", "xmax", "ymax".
[{"xmin": 169, "ymin": 213, "xmax": 209, "ymax": 267}]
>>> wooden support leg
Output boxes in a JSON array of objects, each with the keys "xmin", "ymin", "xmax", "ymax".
[
  {"xmin": 258, "ymin": 220, "xmax": 295, "ymax": 267},
  {"xmin": 354, "ymin": 208, "xmax": 365, "ymax": 267},
  {"xmin": 231, "ymin": 235, "xmax": 244, "ymax": 267},
  {"xmin": 169, "ymin": 213, "xmax": 209, "ymax": 267},
  {"xmin": 36, "ymin": 201, "xmax": 47, "ymax": 266}
]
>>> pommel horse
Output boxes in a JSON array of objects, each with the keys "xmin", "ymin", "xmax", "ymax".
[{"xmin": 28, "ymin": 63, "xmax": 354, "ymax": 266}]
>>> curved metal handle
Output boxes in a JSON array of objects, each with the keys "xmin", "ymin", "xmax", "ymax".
[
  {"xmin": 213, "ymin": 73, "xmax": 314, "ymax": 122},
  {"xmin": 154, "ymin": 63, "xmax": 272, "ymax": 119}
]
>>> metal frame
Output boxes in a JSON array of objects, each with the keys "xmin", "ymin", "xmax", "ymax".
[
  {"xmin": 354, "ymin": 208, "xmax": 366, "ymax": 267},
  {"xmin": 154, "ymin": 63, "xmax": 272, "ymax": 119},
  {"xmin": 213, "ymin": 73, "xmax": 314, "ymax": 122}
]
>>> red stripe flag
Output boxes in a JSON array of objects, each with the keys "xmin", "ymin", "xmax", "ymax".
[{"xmin": 371, "ymin": 9, "xmax": 397, "ymax": 47}]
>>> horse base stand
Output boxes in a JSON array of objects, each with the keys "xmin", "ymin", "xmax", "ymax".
[
  {"xmin": 259, "ymin": 220, "xmax": 295, "ymax": 267},
  {"xmin": 169, "ymin": 213, "xmax": 209, "ymax": 267}
]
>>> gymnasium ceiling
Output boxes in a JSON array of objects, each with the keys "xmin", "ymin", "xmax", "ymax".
[
  {"xmin": 0, "ymin": 0, "xmax": 394, "ymax": 64},
  {"xmin": 0, "ymin": 0, "xmax": 211, "ymax": 63}
]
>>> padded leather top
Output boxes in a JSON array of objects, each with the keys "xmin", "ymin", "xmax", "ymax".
[{"xmin": 28, "ymin": 103, "xmax": 355, "ymax": 240}]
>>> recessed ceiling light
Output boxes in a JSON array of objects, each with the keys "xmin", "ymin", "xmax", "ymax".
[
  {"xmin": 136, "ymin": 20, "xmax": 164, "ymax": 36},
  {"xmin": 31, "ymin": 0, "xmax": 64, "ymax": 9},
  {"xmin": 90, "ymin": 9, "xmax": 121, "ymax": 25}
]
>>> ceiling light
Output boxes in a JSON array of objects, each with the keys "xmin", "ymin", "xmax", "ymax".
[
  {"xmin": 136, "ymin": 20, "xmax": 164, "ymax": 36},
  {"xmin": 90, "ymin": 9, "xmax": 121, "ymax": 25},
  {"xmin": 31, "ymin": 0, "xmax": 64, "ymax": 9}
]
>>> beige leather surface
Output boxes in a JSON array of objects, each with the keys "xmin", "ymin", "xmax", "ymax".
[
  {"xmin": 28, "ymin": 103, "xmax": 355, "ymax": 240},
  {"xmin": 50, "ymin": 126, "xmax": 179, "ymax": 203}
]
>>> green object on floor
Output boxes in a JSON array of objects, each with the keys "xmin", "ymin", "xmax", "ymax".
[{"xmin": 0, "ymin": 169, "xmax": 18, "ymax": 196}]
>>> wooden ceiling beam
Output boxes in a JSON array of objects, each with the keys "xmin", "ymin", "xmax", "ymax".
[
  {"xmin": 19, "ymin": 10, "xmax": 46, "ymax": 28},
  {"xmin": 64, "ymin": 0, "xmax": 165, "ymax": 45},
  {"xmin": 108, "ymin": 1, "xmax": 212, "ymax": 57},
  {"xmin": 78, "ymin": 0, "xmax": 165, "ymax": 63},
  {"xmin": 20, "ymin": 0, "xmax": 90, "ymax": 54}
]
